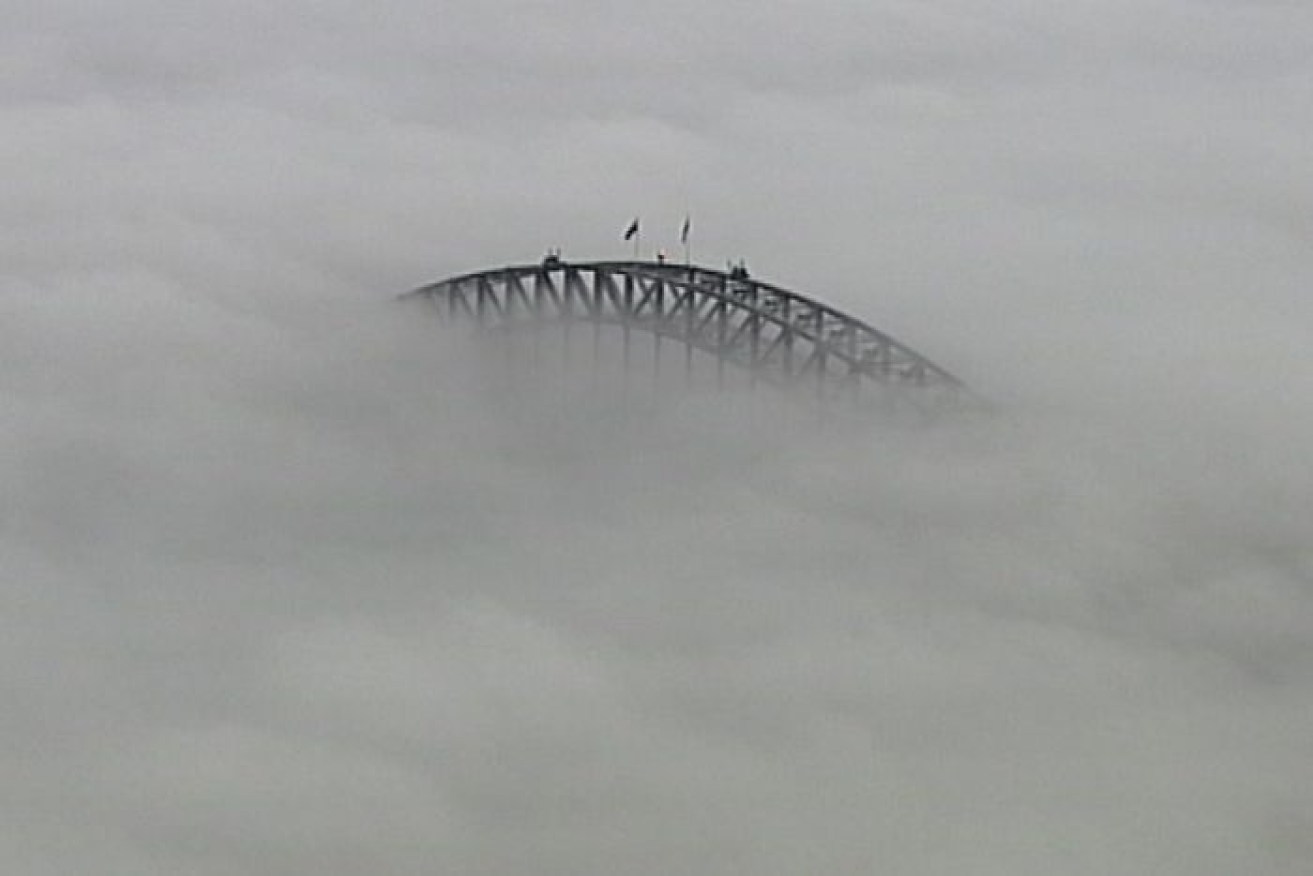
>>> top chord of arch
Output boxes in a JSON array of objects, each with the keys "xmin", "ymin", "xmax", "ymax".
[{"xmin": 403, "ymin": 259, "xmax": 964, "ymax": 400}]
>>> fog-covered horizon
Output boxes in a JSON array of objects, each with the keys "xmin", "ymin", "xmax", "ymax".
[{"xmin": 5, "ymin": 1, "xmax": 1313, "ymax": 873}]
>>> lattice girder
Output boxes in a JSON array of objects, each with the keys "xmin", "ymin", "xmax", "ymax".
[{"xmin": 404, "ymin": 260, "xmax": 964, "ymax": 401}]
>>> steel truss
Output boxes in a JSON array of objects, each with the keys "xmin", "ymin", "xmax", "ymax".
[{"xmin": 403, "ymin": 260, "xmax": 965, "ymax": 406}]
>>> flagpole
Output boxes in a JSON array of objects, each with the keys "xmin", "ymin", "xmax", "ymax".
[{"xmin": 624, "ymin": 218, "xmax": 641, "ymax": 260}]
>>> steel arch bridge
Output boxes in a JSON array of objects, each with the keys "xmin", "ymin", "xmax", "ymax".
[{"xmin": 403, "ymin": 258, "xmax": 965, "ymax": 407}]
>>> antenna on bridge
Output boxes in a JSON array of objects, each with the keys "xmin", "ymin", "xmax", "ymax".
[{"xmin": 680, "ymin": 214, "xmax": 692, "ymax": 266}]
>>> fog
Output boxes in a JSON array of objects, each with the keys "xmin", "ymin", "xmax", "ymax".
[{"xmin": 4, "ymin": 1, "xmax": 1313, "ymax": 873}]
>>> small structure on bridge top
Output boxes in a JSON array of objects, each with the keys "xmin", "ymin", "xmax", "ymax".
[{"xmin": 402, "ymin": 257, "xmax": 966, "ymax": 410}]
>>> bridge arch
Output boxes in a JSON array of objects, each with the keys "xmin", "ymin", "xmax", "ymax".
[{"xmin": 403, "ymin": 259, "xmax": 964, "ymax": 405}]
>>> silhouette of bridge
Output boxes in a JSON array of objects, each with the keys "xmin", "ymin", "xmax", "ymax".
[{"xmin": 403, "ymin": 258, "xmax": 965, "ymax": 408}]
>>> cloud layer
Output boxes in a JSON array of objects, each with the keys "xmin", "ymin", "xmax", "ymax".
[{"xmin": 4, "ymin": 2, "xmax": 1312, "ymax": 873}]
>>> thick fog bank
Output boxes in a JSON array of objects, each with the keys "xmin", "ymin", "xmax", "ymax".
[
  {"xmin": 6, "ymin": 0, "xmax": 1313, "ymax": 870},
  {"xmin": 3, "ymin": 283, "xmax": 1310, "ymax": 875}
]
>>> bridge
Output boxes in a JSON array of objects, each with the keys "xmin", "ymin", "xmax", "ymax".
[{"xmin": 403, "ymin": 258, "xmax": 966, "ymax": 409}]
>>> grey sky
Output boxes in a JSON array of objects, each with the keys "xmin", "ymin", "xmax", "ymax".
[{"xmin": 3, "ymin": 1, "xmax": 1312, "ymax": 873}]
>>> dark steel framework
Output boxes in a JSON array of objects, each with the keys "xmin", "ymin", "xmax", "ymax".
[{"xmin": 403, "ymin": 259, "xmax": 965, "ymax": 406}]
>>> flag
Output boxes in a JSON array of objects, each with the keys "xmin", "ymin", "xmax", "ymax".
[
  {"xmin": 623, "ymin": 218, "xmax": 640, "ymax": 240},
  {"xmin": 680, "ymin": 215, "xmax": 690, "ymax": 244}
]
